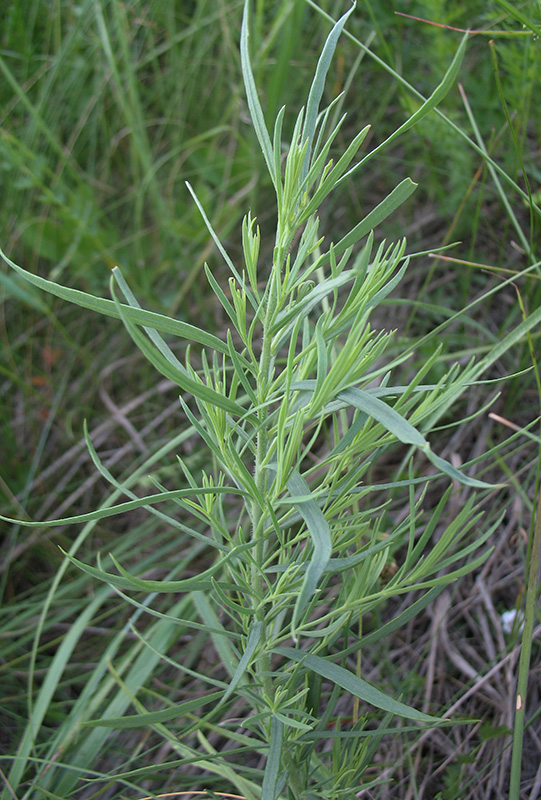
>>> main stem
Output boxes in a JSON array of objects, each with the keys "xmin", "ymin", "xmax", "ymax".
[{"xmin": 251, "ymin": 258, "xmax": 282, "ymax": 701}]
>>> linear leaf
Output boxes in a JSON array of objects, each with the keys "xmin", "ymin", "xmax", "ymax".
[
  {"xmin": 112, "ymin": 282, "xmax": 250, "ymax": 419},
  {"xmin": 0, "ymin": 244, "xmax": 229, "ymax": 354},
  {"xmin": 287, "ymin": 470, "xmax": 332, "ymax": 631},
  {"xmin": 262, "ymin": 716, "xmax": 284, "ymax": 800},
  {"xmin": 241, "ymin": 0, "xmax": 276, "ymax": 186},
  {"xmin": 424, "ymin": 448, "xmax": 495, "ymax": 489},
  {"xmin": 275, "ymin": 647, "xmax": 445, "ymax": 723},
  {"xmin": 193, "ymin": 591, "xmax": 240, "ymax": 678},
  {"xmin": 82, "ymin": 691, "xmax": 224, "ymax": 728},
  {"xmin": 1, "ymin": 486, "xmax": 247, "ymax": 528},
  {"xmin": 222, "ymin": 621, "xmax": 263, "ymax": 704},
  {"xmin": 301, "ymin": 1, "xmax": 357, "ymax": 181},
  {"xmin": 331, "ymin": 178, "xmax": 417, "ymax": 258},
  {"xmin": 338, "ymin": 387, "xmax": 427, "ymax": 446},
  {"xmin": 186, "ymin": 183, "xmax": 257, "ymax": 309},
  {"xmin": 336, "ymin": 33, "xmax": 469, "ymax": 188},
  {"xmin": 60, "ymin": 541, "xmax": 253, "ymax": 593}
]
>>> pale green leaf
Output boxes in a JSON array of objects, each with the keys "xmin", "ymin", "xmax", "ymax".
[
  {"xmin": 0, "ymin": 244, "xmax": 229, "ymax": 354},
  {"xmin": 275, "ymin": 647, "xmax": 445, "ymax": 723},
  {"xmin": 240, "ymin": 0, "xmax": 276, "ymax": 186},
  {"xmin": 262, "ymin": 716, "xmax": 284, "ymax": 800},
  {"xmin": 301, "ymin": 1, "xmax": 357, "ymax": 180},
  {"xmin": 287, "ymin": 470, "xmax": 332, "ymax": 631},
  {"xmin": 82, "ymin": 691, "xmax": 224, "ymax": 728}
]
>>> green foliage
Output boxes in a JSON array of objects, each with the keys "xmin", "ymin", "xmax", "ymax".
[{"xmin": 1, "ymin": 1, "xmax": 540, "ymax": 799}]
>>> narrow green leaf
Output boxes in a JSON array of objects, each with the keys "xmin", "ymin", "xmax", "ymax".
[
  {"xmin": 227, "ymin": 330, "xmax": 258, "ymax": 405},
  {"xmin": 0, "ymin": 244, "xmax": 229, "ymax": 354},
  {"xmin": 359, "ymin": 587, "xmax": 444, "ymax": 647},
  {"xmin": 287, "ymin": 470, "xmax": 332, "ymax": 631},
  {"xmin": 301, "ymin": 1, "xmax": 357, "ymax": 180},
  {"xmin": 275, "ymin": 647, "xmax": 445, "ymax": 723},
  {"xmin": 240, "ymin": 0, "xmax": 276, "ymax": 186},
  {"xmin": 82, "ymin": 691, "xmax": 224, "ymax": 728},
  {"xmin": 424, "ymin": 447, "xmax": 495, "ymax": 489},
  {"xmin": 186, "ymin": 182, "xmax": 257, "ymax": 309},
  {"xmin": 59, "ymin": 541, "xmax": 253, "ymax": 594},
  {"xmin": 273, "ymin": 105, "xmax": 286, "ymax": 210},
  {"xmin": 1, "ymin": 486, "xmax": 247, "ymax": 528},
  {"xmin": 112, "ymin": 283, "xmax": 249, "ymax": 419},
  {"xmin": 336, "ymin": 33, "xmax": 469, "ymax": 188},
  {"xmin": 312, "ymin": 318, "xmax": 328, "ymax": 404},
  {"xmin": 300, "ymin": 124, "xmax": 370, "ymax": 218},
  {"xmin": 2, "ymin": 589, "xmax": 111, "ymax": 797},
  {"xmin": 193, "ymin": 591, "xmax": 240, "ymax": 678},
  {"xmin": 331, "ymin": 178, "xmax": 417, "ymax": 258},
  {"xmin": 338, "ymin": 387, "xmax": 427, "ymax": 447},
  {"xmin": 366, "ymin": 254, "xmax": 409, "ymax": 311},
  {"xmin": 222, "ymin": 621, "xmax": 263, "ymax": 704},
  {"xmin": 492, "ymin": 0, "xmax": 541, "ymax": 36},
  {"xmin": 262, "ymin": 716, "xmax": 284, "ymax": 800},
  {"xmin": 204, "ymin": 263, "xmax": 238, "ymax": 327},
  {"xmin": 0, "ymin": 270, "xmax": 48, "ymax": 312},
  {"xmin": 287, "ymin": 384, "xmax": 493, "ymax": 489},
  {"xmin": 270, "ymin": 268, "xmax": 359, "ymax": 337}
]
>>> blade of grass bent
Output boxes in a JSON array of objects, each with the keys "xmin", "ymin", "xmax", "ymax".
[
  {"xmin": 52, "ymin": 596, "xmax": 198, "ymax": 798},
  {"xmin": 1, "ymin": 421, "xmax": 201, "ymax": 800},
  {"xmin": 2, "ymin": 589, "xmax": 111, "ymax": 800}
]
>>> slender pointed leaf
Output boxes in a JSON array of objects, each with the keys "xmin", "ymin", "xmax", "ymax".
[
  {"xmin": 301, "ymin": 1, "xmax": 357, "ymax": 180},
  {"xmin": 336, "ymin": 33, "xmax": 469, "ymax": 188},
  {"xmin": 262, "ymin": 716, "xmax": 284, "ymax": 800},
  {"xmin": 287, "ymin": 470, "xmax": 332, "ymax": 630},
  {"xmin": 240, "ymin": 0, "xmax": 276, "ymax": 186},
  {"xmin": 222, "ymin": 621, "xmax": 263, "ymax": 704},
  {"xmin": 0, "ymin": 244, "xmax": 229, "ymax": 354},
  {"xmin": 331, "ymin": 178, "xmax": 417, "ymax": 258},
  {"xmin": 82, "ymin": 691, "xmax": 224, "ymax": 728},
  {"xmin": 275, "ymin": 647, "xmax": 446, "ymax": 723}
]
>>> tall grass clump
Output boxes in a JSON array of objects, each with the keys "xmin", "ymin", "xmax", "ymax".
[{"xmin": 2, "ymin": 1, "xmax": 541, "ymax": 798}]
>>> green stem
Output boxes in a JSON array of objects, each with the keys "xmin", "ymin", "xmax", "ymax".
[
  {"xmin": 508, "ymin": 485, "xmax": 541, "ymax": 799},
  {"xmin": 251, "ymin": 260, "xmax": 282, "ymax": 700}
]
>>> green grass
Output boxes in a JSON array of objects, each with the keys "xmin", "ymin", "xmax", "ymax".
[{"xmin": 1, "ymin": 1, "xmax": 540, "ymax": 798}]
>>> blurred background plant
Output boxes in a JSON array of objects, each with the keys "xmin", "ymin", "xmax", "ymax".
[{"xmin": 1, "ymin": 1, "xmax": 540, "ymax": 798}]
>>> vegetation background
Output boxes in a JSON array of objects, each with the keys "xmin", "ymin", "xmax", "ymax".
[{"xmin": 1, "ymin": 0, "xmax": 540, "ymax": 798}]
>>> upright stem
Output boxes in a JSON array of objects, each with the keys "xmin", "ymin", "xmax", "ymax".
[
  {"xmin": 508, "ymin": 486, "xmax": 541, "ymax": 799},
  {"xmin": 251, "ymin": 261, "xmax": 282, "ymax": 700}
]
